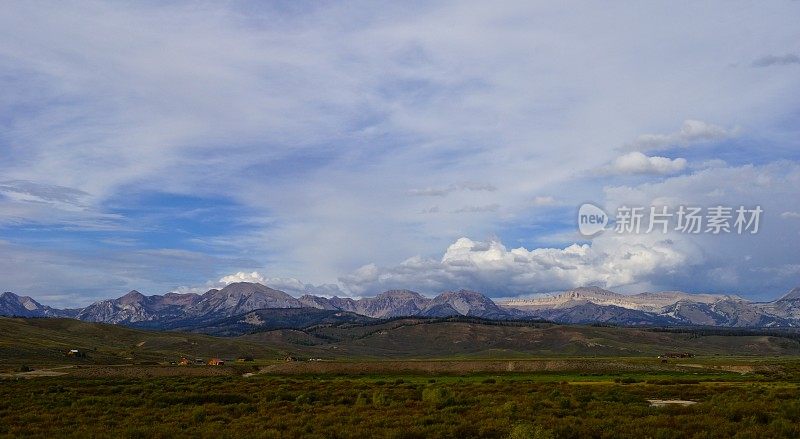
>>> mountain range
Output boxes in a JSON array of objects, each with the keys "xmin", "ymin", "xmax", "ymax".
[
  {"xmin": 2, "ymin": 283, "xmax": 800, "ymax": 332},
  {"xmin": 501, "ymin": 286, "xmax": 800, "ymax": 327}
]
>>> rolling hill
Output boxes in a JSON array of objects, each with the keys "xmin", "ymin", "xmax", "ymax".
[
  {"xmin": 240, "ymin": 316, "xmax": 800, "ymax": 359},
  {"xmin": 3, "ymin": 316, "xmax": 800, "ymax": 367},
  {"xmin": 0, "ymin": 317, "xmax": 280, "ymax": 366}
]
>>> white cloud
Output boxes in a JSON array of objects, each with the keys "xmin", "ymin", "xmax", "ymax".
[
  {"xmin": 341, "ymin": 161, "xmax": 800, "ymax": 298},
  {"xmin": 339, "ymin": 235, "xmax": 702, "ymax": 296},
  {"xmin": 625, "ymin": 120, "xmax": 737, "ymax": 152},
  {"xmin": 608, "ymin": 152, "xmax": 687, "ymax": 175},
  {"xmin": 219, "ymin": 271, "xmax": 267, "ymax": 285}
]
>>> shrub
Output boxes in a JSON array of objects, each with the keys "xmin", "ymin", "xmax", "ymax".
[
  {"xmin": 191, "ymin": 407, "xmax": 206, "ymax": 423},
  {"xmin": 372, "ymin": 390, "xmax": 389, "ymax": 407},
  {"xmin": 508, "ymin": 423, "xmax": 554, "ymax": 439},
  {"xmin": 422, "ymin": 386, "xmax": 455, "ymax": 408},
  {"xmin": 354, "ymin": 392, "xmax": 369, "ymax": 407},
  {"xmin": 295, "ymin": 392, "xmax": 318, "ymax": 404}
]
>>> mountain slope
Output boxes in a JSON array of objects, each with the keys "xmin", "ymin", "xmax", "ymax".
[
  {"xmin": 187, "ymin": 282, "xmax": 302, "ymax": 319},
  {"xmin": 502, "ymin": 287, "xmax": 738, "ymax": 313},
  {"xmin": 241, "ymin": 317, "xmax": 800, "ymax": 359},
  {"xmin": 780, "ymin": 287, "xmax": 800, "ymax": 301},
  {"xmin": 76, "ymin": 290, "xmax": 202, "ymax": 324},
  {"xmin": 420, "ymin": 290, "xmax": 509, "ymax": 319},
  {"xmin": 321, "ymin": 290, "xmax": 430, "ymax": 318},
  {"xmin": 0, "ymin": 292, "xmax": 77, "ymax": 318},
  {"xmin": 0, "ymin": 292, "xmax": 45, "ymax": 317},
  {"xmin": 500, "ymin": 287, "xmax": 800, "ymax": 327},
  {"xmin": 530, "ymin": 302, "xmax": 675, "ymax": 326},
  {"xmin": 190, "ymin": 308, "xmax": 376, "ymax": 336}
]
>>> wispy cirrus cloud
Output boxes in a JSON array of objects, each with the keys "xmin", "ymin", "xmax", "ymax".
[
  {"xmin": 407, "ymin": 182, "xmax": 497, "ymax": 197},
  {"xmin": 623, "ymin": 120, "xmax": 738, "ymax": 153},
  {"xmin": 1, "ymin": 1, "xmax": 799, "ymax": 304},
  {"xmin": 751, "ymin": 54, "xmax": 800, "ymax": 67}
]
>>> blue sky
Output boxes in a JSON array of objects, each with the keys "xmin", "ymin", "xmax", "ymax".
[{"xmin": 1, "ymin": 1, "xmax": 799, "ymax": 306}]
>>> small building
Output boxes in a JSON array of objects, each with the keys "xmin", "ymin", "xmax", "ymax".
[
  {"xmin": 66, "ymin": 349, "xmax": 86, "ymax": 358},
  {"xmin": 207, "ymin": 358, "xmax": 225, "ymax": 366},
  {"xmin": 236, "ymin": 356, "xmax": 255, "ymax": 362},
  {"xmin": 178, "ymin": 357, "xmax": 191, "ymax": 366},
  {"xmin": 194, "ymin": 358, "xmax": 205, "ymax": 365},
  {"xmin": 658, "ymin": 352, "xmax": 694, "ymax": 359}
]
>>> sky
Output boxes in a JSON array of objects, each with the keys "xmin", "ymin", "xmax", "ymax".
[{"xmin": 1, "ymin": 1, "xmax": 799, "ymax": 306}]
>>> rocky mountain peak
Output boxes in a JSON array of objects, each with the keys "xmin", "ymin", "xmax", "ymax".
[
  {"xmin": 118, "ymin": 290, "xmax": 146, "ymax": 305},
  {"xmin": 190, "ymin": 282, "xmax": 302, "ymax": 317},
  {"xmin": 214, "ymin": 282, "xmax": 292, "ymax": 299},
  {"xmin": 421, "ymin": 289, "xmax": 507, "ymax": 318}
]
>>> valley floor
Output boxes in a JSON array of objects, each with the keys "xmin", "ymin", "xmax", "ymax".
[{"xmin": 2, "ymin": 357, "xmax": 800, "ymax": 438}]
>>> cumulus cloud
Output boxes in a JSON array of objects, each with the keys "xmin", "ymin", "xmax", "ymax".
[
  {"xmin": 608, "ymin": 152, "xmax": 687, "ymax": 175},
  {"xmin": 341, "ymin": 161, "xmax": 800, "ymax": 298},
  {"xmin": 625, "ymin": 120, "xmax": 737, "ymax": 152},
  {"xmin": 339, "ymin": 235, "xmax": 702, "ymax": 296},
  {"xmin": 219, "ymin": 271, "xmax": 267, "ymax": 285},
  {"xmin": 751, "ymin": 54, "xmax": 800, "ymax": 67}
]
